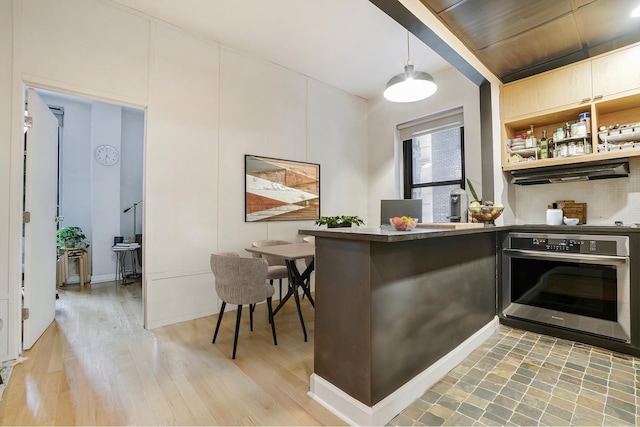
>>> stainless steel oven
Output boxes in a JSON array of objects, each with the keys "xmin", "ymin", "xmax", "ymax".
[{"xmin": 502, "ymin": 232, "xmax": 630, "ymax": 342}]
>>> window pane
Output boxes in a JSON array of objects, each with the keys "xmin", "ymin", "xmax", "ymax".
[
  {"xmin": 411, "ymin": 127, "xmax": 462, "ymax": 185},
  {"xmin": 412, "ymin": 184, "xmax": 460, "ymax": 223}
]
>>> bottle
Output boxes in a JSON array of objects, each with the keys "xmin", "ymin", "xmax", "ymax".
[
  {"xmin": 564, "ymin": 122, "xmax": 571, "ymax": 139},
  {"xmin": 525, "ymin": 130, "xmax": 533, "ymax": 148},
  {"xmin": 540, "ymin": 130, "xmax": 548, "ymax": 159}
]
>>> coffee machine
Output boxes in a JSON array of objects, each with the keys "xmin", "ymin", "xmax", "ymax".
[{"xmin": 449, "ymin": 188, "xmax": 468, "ymax": 222}]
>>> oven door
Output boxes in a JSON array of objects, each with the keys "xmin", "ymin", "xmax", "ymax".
[{"xmin": 502, "ymin": 249, "xmax": 630, "ymax": 342}]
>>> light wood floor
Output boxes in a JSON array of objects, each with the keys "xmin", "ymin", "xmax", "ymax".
[{"xmin": 0, "ymin": 280, "xmax": 345, "ymax": 426}]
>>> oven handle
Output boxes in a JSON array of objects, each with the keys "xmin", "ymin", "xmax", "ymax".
[{"xmin": 504, "ymin": 248, "xmax": 628, "ymax": 265}]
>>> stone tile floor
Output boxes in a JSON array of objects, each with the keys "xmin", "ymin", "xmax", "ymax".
[{"xmin": 388, "ymin": 326, "xmax": 639, "ymax": 426}]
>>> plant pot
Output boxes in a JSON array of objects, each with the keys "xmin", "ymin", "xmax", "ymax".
[{"xmin": 328, "ymin": 223, "xmax": 352, "ymax": 228}]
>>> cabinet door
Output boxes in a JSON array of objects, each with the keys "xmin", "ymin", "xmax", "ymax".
[
  {"xmin": 592, "ymin": 44, "xmax": 640, "ymax": 99},
  {"xmin": 502, "ymin": 62, "xmax": 592, "ymax": 120}
]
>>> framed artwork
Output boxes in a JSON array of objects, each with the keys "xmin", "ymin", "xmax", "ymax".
[{"xmin": 245, "ymin": 155, "xmax": 320, "ymax": 222}]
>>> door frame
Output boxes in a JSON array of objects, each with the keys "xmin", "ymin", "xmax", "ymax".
[{"xmin": 8, "ymin": 78, "xmax": 148, "ymax": 359}]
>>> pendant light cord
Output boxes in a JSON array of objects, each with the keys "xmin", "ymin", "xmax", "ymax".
[{"xmin": 406, "ymin": 31, "xmax": 411, "ymax": 64}]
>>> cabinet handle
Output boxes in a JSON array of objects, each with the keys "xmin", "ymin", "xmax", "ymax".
[
  {"xmin": 580, "ymin": 97, "xmax": 591, "ymax": 103},
  {"xmin": 593, "ymin": 94, "xmax": 604, "ymax": 100}
]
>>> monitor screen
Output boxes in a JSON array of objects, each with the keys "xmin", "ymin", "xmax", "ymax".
[{"xmin": 380, "ymin": 199, "xmax": 422, "ymax": 225}]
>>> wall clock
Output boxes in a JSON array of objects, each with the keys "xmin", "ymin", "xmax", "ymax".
[{"xmin": 95, "ymin": 145, "xmax": 119, "ymax": 166}]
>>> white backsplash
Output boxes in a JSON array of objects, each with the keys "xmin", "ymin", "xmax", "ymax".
[{"xmin": 514, "ymin": 157, "xmax": 640, "ymax": 226}]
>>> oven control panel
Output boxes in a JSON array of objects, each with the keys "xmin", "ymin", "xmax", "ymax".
[{"xmin": 509, "ymin": 235, "xmax": 620, "ymax": 256}]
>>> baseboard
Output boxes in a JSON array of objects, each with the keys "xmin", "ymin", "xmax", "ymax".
[
  {"xmin": 308, "ymin": 316, "xmax": 499, "ymax": 426},
  {"xmin": 88, "ymin": 274, "xmax": 116, "ymax": 283}
]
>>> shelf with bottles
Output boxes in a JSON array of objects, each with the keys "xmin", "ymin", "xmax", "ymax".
[{"xmin": 502, "ymin": 106, "xmax": 597, "ymax": 167}]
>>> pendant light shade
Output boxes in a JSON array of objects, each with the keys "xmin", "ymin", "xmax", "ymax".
[{"xmin": 384, "ymin": 32, "xmax": 437, "ymax": 103}]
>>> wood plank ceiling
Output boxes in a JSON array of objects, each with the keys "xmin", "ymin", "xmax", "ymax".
[{"xmin": 419, "ymin": 0, "xmax": 640, "ymax": 83}]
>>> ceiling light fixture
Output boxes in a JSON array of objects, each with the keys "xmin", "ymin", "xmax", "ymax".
[
  {"xmin": 632, "ymin": 4, "xmax": 640, "ymax": 17},
  {"xmin": 384, "ymin": 31, "xmax": 437, "ymax": 103}
]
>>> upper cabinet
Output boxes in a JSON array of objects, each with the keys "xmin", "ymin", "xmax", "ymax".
[
  {"xmin": 502, "ymin": 62, "xmax": 591, "ymax": 121},
  {"xmin": 592, "ymin": 44, "xmax": 640, "ymax": 100},
  {"xmin": 500, "ymin": 42, "xmax": 640, "ymax": 172}
]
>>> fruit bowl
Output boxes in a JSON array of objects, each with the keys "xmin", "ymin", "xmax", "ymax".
[
  {"xmin": 469, "ymin": 204, "xmax": 504, "ymax": 225},
  {"xmin": 389, "ymin": 216, "xmax": 416, "ymax": 231}
]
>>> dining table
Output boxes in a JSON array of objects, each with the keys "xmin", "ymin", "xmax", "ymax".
[{"xmin": 245, "ymin": 242, "xmax": 315, "ymax": 341}]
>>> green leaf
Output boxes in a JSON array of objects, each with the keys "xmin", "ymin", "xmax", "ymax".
[{"xmin": 466, "ymin": 179, "xmax": 480, "ymax": 203}]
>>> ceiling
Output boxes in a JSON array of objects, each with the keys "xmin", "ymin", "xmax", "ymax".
[
  {"xmin": 111, "ymin": 0, "xmax": 640, "ymax": 98},
  {"xmin": 418, "ymin": 0, "xmax": 640, "ymax": 83},
  {"xmin": 111, "ymin": 0, "xmax": 452, "ymax": 100}
]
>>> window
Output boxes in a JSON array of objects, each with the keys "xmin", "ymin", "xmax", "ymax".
[{"xmin": 401, "ymin": 109, "xmax": 464, "ymax": 223}]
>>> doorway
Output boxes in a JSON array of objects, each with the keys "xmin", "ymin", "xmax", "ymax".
[{"xmin": 22, "ymin": 87, "xmax": 145, "ymax": 349}]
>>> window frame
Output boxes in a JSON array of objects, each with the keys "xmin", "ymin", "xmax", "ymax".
[{"xmin": 402, "ymin": 125, "xmax": 466, "ymax": 202}]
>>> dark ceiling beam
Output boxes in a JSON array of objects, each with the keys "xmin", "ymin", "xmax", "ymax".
[{"xmin": 369, "ymin": 0, "xmax": 486, "ymax": 87}]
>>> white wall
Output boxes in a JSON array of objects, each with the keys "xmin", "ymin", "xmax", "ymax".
[
  {"xmin": 367, "ymin": 68, "xmax": 482, "ymax": 224},
  {"xmin": 1, "ymin": 0, "xmax": 369, "ymax": 355},
  {"xmin": 90, "ymin": 102, "xmax": 123, "ymax": 277}
]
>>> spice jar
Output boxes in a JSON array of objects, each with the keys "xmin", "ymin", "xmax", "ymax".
[
  {"xmin": 559, "ymin": 142, "xmax": 568, "ymax": 157},
  {"xmin": 568, "ymin": 141, "xmax": 576, "ymax": 156}
]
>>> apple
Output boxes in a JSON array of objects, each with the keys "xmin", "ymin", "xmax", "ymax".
[{"xmin": 391, "ymin": 217, "xmax": 403, "ymax": 226}]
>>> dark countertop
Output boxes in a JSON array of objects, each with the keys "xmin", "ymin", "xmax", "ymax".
[{"xmin": 299, "ymin": 224, "xmax": 640, "ymax": 242}]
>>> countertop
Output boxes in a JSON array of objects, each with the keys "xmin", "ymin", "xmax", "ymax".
[{"xmin": 299, "ymin": 223, "xmax": 640, "ymax": 243}]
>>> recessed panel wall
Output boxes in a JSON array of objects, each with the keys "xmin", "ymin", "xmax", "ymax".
[{"xmin": 19, "ymin": 0, "xmax": 149, "ymax": 103}]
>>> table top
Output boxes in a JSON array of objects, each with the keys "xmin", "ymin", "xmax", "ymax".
[
  {"xmin": 112, "ymin": 243, "xmax": 140, "ymax": 252},
  {"xmin": 245, "ymin": 242, "xmax": 314, "ymax": 260}
]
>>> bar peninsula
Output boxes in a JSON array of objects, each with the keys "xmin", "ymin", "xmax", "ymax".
[{"xmin": 299, "ymin": 226, "xmax": 498, "ymax": 425}]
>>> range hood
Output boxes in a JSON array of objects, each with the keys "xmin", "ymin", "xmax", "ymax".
[{"xmin": 511, "ymin": 159, "xmax": 630, "ymax": 185}]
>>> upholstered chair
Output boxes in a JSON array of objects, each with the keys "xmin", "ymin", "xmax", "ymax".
[
  {"xmin": 210, "ymin": 252, "xmax": 277, "ymax": 359},
  {"xmin": 251, "ymin": 240, "xmax": 291, "ymax": 300}
]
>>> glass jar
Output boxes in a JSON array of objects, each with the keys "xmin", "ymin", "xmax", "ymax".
[
  {"xmin": 568, "ymin": 141, "xmax": 576, "ymax": 156},
  {"xmin": 559, "ymin": 143, "xmax": 568, "ymax": 157},
  {"xmin": 575, "ymin": 140, "xmax": 584, "ymax": 155}
]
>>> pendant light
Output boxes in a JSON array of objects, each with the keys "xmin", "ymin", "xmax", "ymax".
[{"xmin": 384, "ymin": 32, "xmax": 437, "ymax": 103}]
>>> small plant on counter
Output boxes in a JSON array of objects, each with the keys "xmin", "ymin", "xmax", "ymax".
[{"xmin": 314, "ymin": 215, "xmax": 365, "ymax": 228}]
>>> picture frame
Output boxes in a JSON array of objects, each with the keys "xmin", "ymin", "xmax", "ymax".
[{"xmin": 245, "ymin": 155, "xmax": 320, "ymax": 222}]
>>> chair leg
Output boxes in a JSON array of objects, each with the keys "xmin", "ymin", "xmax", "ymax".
[
  {"xmin": 292, "ymin": 285, "xmax": 307, "ymax": 342},
  {"xmin": 232, "ymin": 305, "xmax": 243, "ymax": 359},
  {"xmin": 267, "ymin": 297, "xmax": 277, "ymax": 346},
  {"xmin": 249, "ymin": 303, "xmax": 255, "ymax": 331},
  {"xmin": 212, "ymin": 301, "xmax": 226, "ymax": 344},
  {"xmin": 278, "ymin": 279, "xmax": 282, "ymax": 301}
]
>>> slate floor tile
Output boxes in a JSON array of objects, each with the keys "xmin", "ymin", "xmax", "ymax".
[
  {"xmin": 514, "ymin": 402, "xmax": 543, "ymax": 420},
  {"xmin": 436, "ymin": 396, "xmax": 460, "ymax": 412},
  {"xmin": 418, "ymin": 411, "xmax": 445, "ymax": 426},
  {"xmin": 387, "ymin": 326, "xmax": 640, "ymax": 427},
  {"xmin": 428, "ymin": 404, "xmax": 454, "ymax": 420},
  {"xmin": 509, "ymin": 411, "xmax": 538, "ymax": 426}
]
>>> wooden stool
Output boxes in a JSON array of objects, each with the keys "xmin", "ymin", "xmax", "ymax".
[{"xmin": 66, "ymin": 249, "xmax": 87, "ymax": 288}]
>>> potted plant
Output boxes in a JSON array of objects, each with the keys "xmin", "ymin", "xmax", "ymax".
[
  {"xmin": 57, "ymin": 226, "xmax": 90, "ymax": 251},
  {"xmin": 314, "ymin": 215, "xmax": 365, "ymax": 228}
]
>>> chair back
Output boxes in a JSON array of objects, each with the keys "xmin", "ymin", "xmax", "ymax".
[
  {"xmin": 210, "ymin": 252, "xmax": 272, "ymax": 305},
  {"xmin": 251, "ymin": 240, "xmax": 292, "ymax": 266}
]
